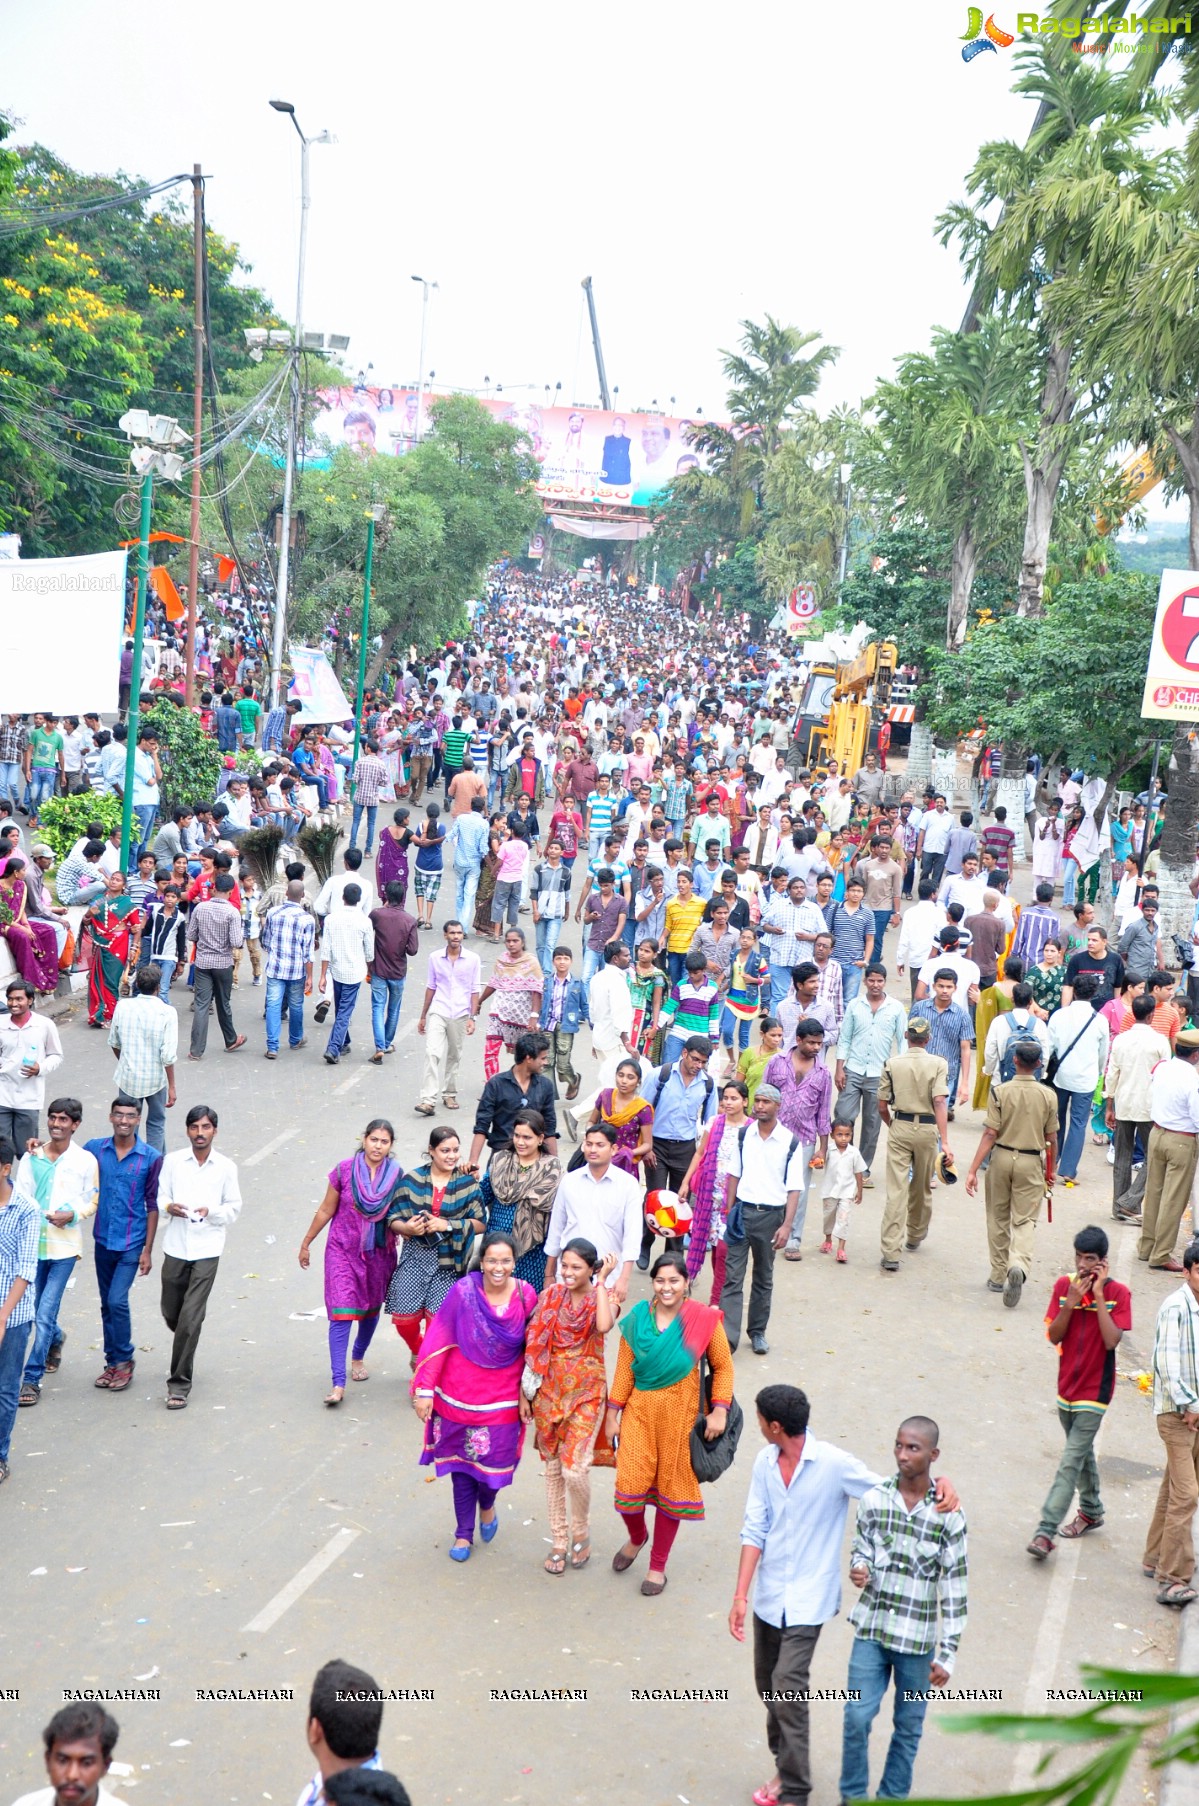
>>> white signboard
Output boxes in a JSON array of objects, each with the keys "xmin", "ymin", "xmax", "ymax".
[
  {"xmin": 1142, "ymin": 568, "xmax": 1199, "ymax": 721},
  {"xmin": 0, "ymin": 550, "xmax": 127, "ymax": 712},
  {"xmin": 288, "ymin": 645, "xmax": 355, "ymax": 725}
]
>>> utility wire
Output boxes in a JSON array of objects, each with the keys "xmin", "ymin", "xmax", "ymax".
[{"xmin": 0, "ymin": 173, "xmax": 191, "ymax": 238}]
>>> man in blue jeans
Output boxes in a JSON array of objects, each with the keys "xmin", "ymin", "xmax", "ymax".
[
  {"xmin": 348, "ymin": 739, "xmax": 388, "ymax": 857},
  {"xmin": 260, "ymin": 879, "xmax": 315, "ymax": 1058},
  {"xmin": 840, "ymin": 1416, "xmax": 968, "ymax": 1802},
  {"xmin": 367, "ymin": 881, "xmax": 419, "ymax": 1062},
  {"xmin": 84, "ymin": 1098, "xmax": 162, "ymax": 1394},
  {"xmin": 0, "ymin": 1134, "xmax": 39, "ymax": 1484},
  {"xmin": 16, "ymin": 1098, "xmax": 99, "ymax": 1407}
]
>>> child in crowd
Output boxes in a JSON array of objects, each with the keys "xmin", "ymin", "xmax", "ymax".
[
  {"xmin": 660, "ymin": 949, "xmax": 720, "ymax": 1064},
  {"xmin": 234, "ymin": 872, "xmax": 263, "ymax": 987},
  {"xmin": 820, "ymin": 1119, "xmax": 867, "ymax": 1263}
]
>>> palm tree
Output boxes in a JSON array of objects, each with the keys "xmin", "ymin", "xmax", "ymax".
[
  {"xmin": 938, "ymin": 42, "xmax": 1174, "ymax": 616},
  {"xmin": 868, "ymin": 318, "xmax": 1031, "ymax": 647}
]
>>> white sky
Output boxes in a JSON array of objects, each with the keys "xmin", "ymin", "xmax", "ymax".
[{"xmin": 4, "ymin": 0, "xmax": 1185, "ymax": 519}]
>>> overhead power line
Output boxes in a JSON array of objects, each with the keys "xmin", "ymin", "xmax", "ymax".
[{"xmin": 0, "ymin": 173, "xmax": 191, "ymax": 239}]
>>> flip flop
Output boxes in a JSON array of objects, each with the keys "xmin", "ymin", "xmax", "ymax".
[
  {"xmin": 544, "ymin": 1550, "xmax": 567, "ymax": 1576},
  {"xmin": 570, "ymin": 1539, "xmax": 591, "ymax": 1570}
]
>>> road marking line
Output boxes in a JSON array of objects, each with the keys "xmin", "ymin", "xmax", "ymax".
[
  {"xmin": 1009, "ymin": 1229, "xmax": 1136, "ymax": 1786},
  {"xmin": 332, "ymin": 1069, "xmax": 366, "ymax": 1096},
  {"xmin": 242, "ymin": 1527, "xmax": 361, "ymax": 1633},
  {"xmin": 244, "ymin": 1127, "xmax": 300, "ymax": 1168}
]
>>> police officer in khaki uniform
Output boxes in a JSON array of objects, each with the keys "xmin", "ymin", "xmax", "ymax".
[
  {"xmin": 965, "ymin": 1039, "xmax": 1058, "ymax": 1309},
  {"xmin": 876, "ymin": 1016, "xmax": 952, "ymax": 1272}
]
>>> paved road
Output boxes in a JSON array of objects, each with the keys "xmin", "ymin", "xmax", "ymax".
[{"xmin": 0, "ymin": 887, "xmax": 1179, "ymax": 1806}]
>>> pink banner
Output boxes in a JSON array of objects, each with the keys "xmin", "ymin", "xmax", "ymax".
[{"xmin": 311, "ymin": 387, "xmax": 710, "ymax": 509}]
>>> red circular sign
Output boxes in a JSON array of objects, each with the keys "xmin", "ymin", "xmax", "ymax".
[
  {"xmin": 1160, "ymin": 585, "xmax": 1199, "ymax": 671},
  {"xmin": 788, "ymin": 585, "xmax": 817, "ymax": 623}
]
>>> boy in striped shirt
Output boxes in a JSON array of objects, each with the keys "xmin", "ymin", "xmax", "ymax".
[{"xmin": 660, "ymin": 950, "xmax": 720, "ymax": 1064}]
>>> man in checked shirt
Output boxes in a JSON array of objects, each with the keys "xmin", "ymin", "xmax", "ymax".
[{"xmin": 840, "ymin": 1416, "xmax": 968, "ymax": 1802}]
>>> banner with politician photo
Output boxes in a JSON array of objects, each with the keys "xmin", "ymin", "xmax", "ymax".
[{"xmin": 308, "ymin": 388, "xmax": 707, "ymax": 508}]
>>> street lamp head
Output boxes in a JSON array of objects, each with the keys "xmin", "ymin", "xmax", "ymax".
[
  {"xmin": 269, "ymin": 98, "xmax": 295, "ymax": 113},
  {"xmin": 311, "ymin": 130, "xmax": 335, "ymax": 146}
]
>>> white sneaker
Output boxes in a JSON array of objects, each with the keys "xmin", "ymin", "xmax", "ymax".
[{"xmin": 1106, "ymin": 1146, "xmax": 1115, "ymax": 1165}]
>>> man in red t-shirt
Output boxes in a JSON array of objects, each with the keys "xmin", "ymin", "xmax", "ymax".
[{"xmin": 1027, "ymin": 1224, "xmax": 1132, "ymax": 1559}]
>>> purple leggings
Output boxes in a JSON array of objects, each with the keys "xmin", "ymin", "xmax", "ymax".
[
  {"xmin": 452, "ymin": 1472, "xmax": 498, "ymax": 1542},
  {"xmin": 328, "ymin": 1315, "xmax": 379, "ymax": 1387}
]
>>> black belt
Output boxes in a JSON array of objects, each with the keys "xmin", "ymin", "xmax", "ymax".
[
  {"xmin": 653, "ymin": 1136, "xmax": 695, "ymax": 1145},
  {"xmin": 996, "ymin": 1144, "xmax": 1043, "ymax": 1155},
  {"xmin": 894, "ymin": 1111, "xmax": 936, "ymax": 1124}
]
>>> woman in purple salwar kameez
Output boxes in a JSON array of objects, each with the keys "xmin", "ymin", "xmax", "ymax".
[
  {"xmin": 298, "ymin": 1119, "xmax": 401, "ymax": 1406},
  {"xmin": 375, "ymin": 807, "xmax": 413, "ymax": 908},
  {"xmin": 411, "ymin": 1231, "xmax": 537, "ymax": 1562}
]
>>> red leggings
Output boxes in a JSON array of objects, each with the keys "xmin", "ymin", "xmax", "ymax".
[
  {"xmin": 709, "ymin": 1240, "xmax": 727, "ymax": 1307},
  {"xmin": 392, "ymin": 1312, "xmax": 427, "ymax": 1356},
  {"xmin": 619, "ymin": 1506, "xmax": 681, "ymax": 1571}
]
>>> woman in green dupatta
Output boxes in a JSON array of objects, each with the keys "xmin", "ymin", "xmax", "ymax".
[{"xmin": 604, "ymin": 1251, "xmax": 734, "ymax": 1596}]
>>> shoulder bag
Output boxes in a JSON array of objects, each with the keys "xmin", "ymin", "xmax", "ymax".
[
  {"xmin": 689, "ymin": 1352, "xmax": 744, "ymax": 1484},
  {"xmin": 1045, "ymin": 1009, "xmax": 1099, "ymax": 1087}
]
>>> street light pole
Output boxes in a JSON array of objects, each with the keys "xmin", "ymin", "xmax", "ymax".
[
  {"xmin": 269, "ymin": 101, "xmax": 331, "ymax": 710},
  {"xmin": 120, "ymin": 468, "xmax": 154, "ymax": 872},
  {"xmin": 352, "ymin": 509, "xmax": 379, "ymax": 766},
  {"xmin": 411, "ymin": 275, "xmax": 437, "ymax": 440}
]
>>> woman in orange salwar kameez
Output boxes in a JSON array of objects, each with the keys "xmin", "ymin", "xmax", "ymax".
[{"xmin": 524, "ymin": 1240, "xmax": 618, "ymax": 1575}]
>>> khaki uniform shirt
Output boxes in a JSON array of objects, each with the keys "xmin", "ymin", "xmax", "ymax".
[
  {"xmin": 984, "ymin": 1075, "xmax": 1058, "ymax": 1150},
  {"xmin": 878, "ymin": 1047, "xmax": 949, "ymax": 1117}
]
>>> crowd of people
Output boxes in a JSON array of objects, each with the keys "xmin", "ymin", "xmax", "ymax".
[{"xmin": 6, "ymin": 560, "xmax": 1199, "ymax": 1806}]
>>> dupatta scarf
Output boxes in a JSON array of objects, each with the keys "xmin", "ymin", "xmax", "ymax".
[
  {"xmin": 347, "ymin": 1151, "xmax": 404, "ymax": 1254},
  {"xmin": 486, "ymin": 1148, "xmax": 561, "ymax": 1259},
  {"xmin": 523, "ymin": 1281, "xmax": 600, "ymax": 1379},
  {"xmin": 685, "ymin": 1114, "xmax": 728, "ymax": 1280},
  {"xmin": 617, "ymin": 1297, "xmax": 721, "ymax": 1392},
  {"xmin": 388, "ymin": 1165, "xmax": 484, "ymax": 1273}
]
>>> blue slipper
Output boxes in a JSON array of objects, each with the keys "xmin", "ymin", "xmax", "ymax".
[
  {"xmin": 449, "ymin": 1542, "xmax": 472, "ymax": 1562},
  {"xmin": 479, "ymin": 1515, "xmax": 499, "ymax": 1544}
]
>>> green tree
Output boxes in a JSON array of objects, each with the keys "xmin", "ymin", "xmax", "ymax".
[
  {"xmin": 838, "ymin": 524, "xmax": 1012, "ymax": 666},
  {"xmin": 286, "ymin": 395, "xmax": 541, "ymax": 677},
  {"xmin": 923, "ymin": 572, "xmax": 1158, "ymax": 848},
  {"xmin": 142, "ymin": 700, "xmax": 223, "ymax": 810},
  {"xmin": 866, "ymin": 319, "xmax": 1031, "ymax": 647},
  {"xmin": 937, "ymin": 43, "xmax": 1175, "ymax": 616}
]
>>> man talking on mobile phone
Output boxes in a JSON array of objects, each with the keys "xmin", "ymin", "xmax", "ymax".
[{"xmin": 1026, "ymin": 1224, "xmax": 1131, "ymax": 1563}]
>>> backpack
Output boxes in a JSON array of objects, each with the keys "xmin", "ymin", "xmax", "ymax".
[
  {"xmin": 652, "ymin": 1064, "xmax": 715, "ymax": 1117},
  {"xmin": 996, "ymin": 1009, "xmax": 1040, "ymax": 1083}
]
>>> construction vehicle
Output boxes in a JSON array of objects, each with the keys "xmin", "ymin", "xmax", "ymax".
[
  {"xmin": 794, "ymin": 640, "xmax": 900, "ymax": 776},
  {"xmin": 580, "ymin": 277, "xmax": 611, "ymax": 409}
]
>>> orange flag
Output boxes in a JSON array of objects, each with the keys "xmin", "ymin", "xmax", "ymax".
[
  {"xmin": 217, "ymin": 555, "xmax": 237, "ymax": 584},
  {"xmin": 149, "ymin": 565, "xmax": 185, "ymax": 622}
]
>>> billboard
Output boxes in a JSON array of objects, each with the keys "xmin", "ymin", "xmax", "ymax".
[
  {"xmin": 308, "ymin": 387, "xmax": 707, "ymax": 509},
  {"xmin": 288, "ymin": 645, "xmax": 355, "ymax": 725},
  {"xmin": 0, "ymin": 549, "xmax": 127, "ymax": 713},
  {"xmin": 1141, "ymin": 569, "xmax": 1199, "ymax": 721}
]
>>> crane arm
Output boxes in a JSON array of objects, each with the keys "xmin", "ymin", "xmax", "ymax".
[{"xmin": 580, "ymin": 276, "xmax": 611, "ymax": 410}]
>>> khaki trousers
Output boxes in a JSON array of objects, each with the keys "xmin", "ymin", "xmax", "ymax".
[
  {"xmin": 1144, "ymin": 1412, "xmax": 1199, "ymax": 1585},
  {"xmin": 1138, "ymin": 1128, "xmax": 1198, "ymax": 1266},
  {"xmin": 420, "ymin": 1012, "xmax": 467, "ymax": 1106},
  {"xmin": 881, "ymin": 1121, "xmax": 938, "ymax": 1260},
  {"xmin": 984, "ymin": 1147, "xmax": 1045, "ymax": 1284}
]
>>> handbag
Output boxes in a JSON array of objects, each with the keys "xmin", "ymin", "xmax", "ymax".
[
  {"xmin": 689, "ymin": 1353, "xmax": 744, "ymax": 1484},
  {"xmin": 1045, "ymin": 1008, "xmax": 1099, "ymax": 1086}
]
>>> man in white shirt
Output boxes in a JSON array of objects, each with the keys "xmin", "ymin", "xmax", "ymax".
[
  {"xmin": 916, "ymin": 796, "xmax": 952, "ymax": 885},
  {"xmin": 937, "ymin": 854, "xmax": 987, "ymax": 917},
  {"xmin": 544, "ymin": 1122, "xmax": 641, "ymax": 1301},
  {"xmin": 158, "ymin": 1103, "xmax": 241, "ymax": 1408},
  {"xmin": 1139, "ymin": 1028, "xmax": 1199, "ymax": 1268},
  {"xmin": 0, "ymin": 979, "xmax": 64, "ymax": 1149},
  {"xmin": 12, "ymin": 1699, "xmax": 131, "ymax": 1806},
  {"xmin": 913, "ymin": 928, "xmax": 981, "ymax": 1015},
  {"xmin": 587, "ymin": 939, "xmax": 634, "ymax": 1083},
  {"xmin": 719, "ymin": 1083, "xmax": 806, "ymax": 1356},
  {"xmin": 1105, "ymin": 992, "xmax": 1171, "ymax": 1223},
  {"xmin": 313, "ymin": 849, "xmax": 376, "ymax": 919},
  {"xmin": 895, "ymin": 881, "xmax": 946, "ymax": 1001},
  {"xmin": 318, "ymin": 885, "xmax": 375, "ymax": 1066}
]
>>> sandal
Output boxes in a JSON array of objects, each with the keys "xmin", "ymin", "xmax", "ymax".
[
  {"xmin": 324, "ymin": 1387, "xmax": 345, "ymax": 1407},
  {"xmin": 544, "ymin": 1550, "xmax": 568, "ymax": 1576},
  {"xmin": 570, "ymin": 1539, "xmax": 591, "ymax": 1570},
  {"xmin": 783, "ymin": 1248, "xmax": 803, "ymax": 1262},
  {"xmin": 443, "ymin": 1094, "xmax": 459, "ymax": 1110},
  {"xmin": 611, "ymin": 1538, "xmax": 648, "ymax": 1573},
  {"xmin": 107, "ymin": 1363, "xmax": 134, "ymax": 1392},
  {"xmin": 1157, "ymin": 1582, "xmax": 1198, "ymax": 1608},
  {"xmin": 350, "ymin": 1363, "xmax": 369, "ymax": 1383},
  {"xmin": 45, "ymin": 1337, "xmax": 65, "ymax": 1373},
  {"xmin": 1058, "ymin": 1511, "xmax": 1103, "ymax": 1539},
  {"xmin": 18, "ymin": 1383, "xmax": 39, "ymax": 1407},
  {"xmin": 166, "ymin": 1395, "xmax": 188, "ymax": 1410}
]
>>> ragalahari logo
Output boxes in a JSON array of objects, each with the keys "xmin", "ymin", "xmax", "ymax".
[{"xmin": 961, "ymin": 8, "xmax": 1016, "ymax": 58}]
